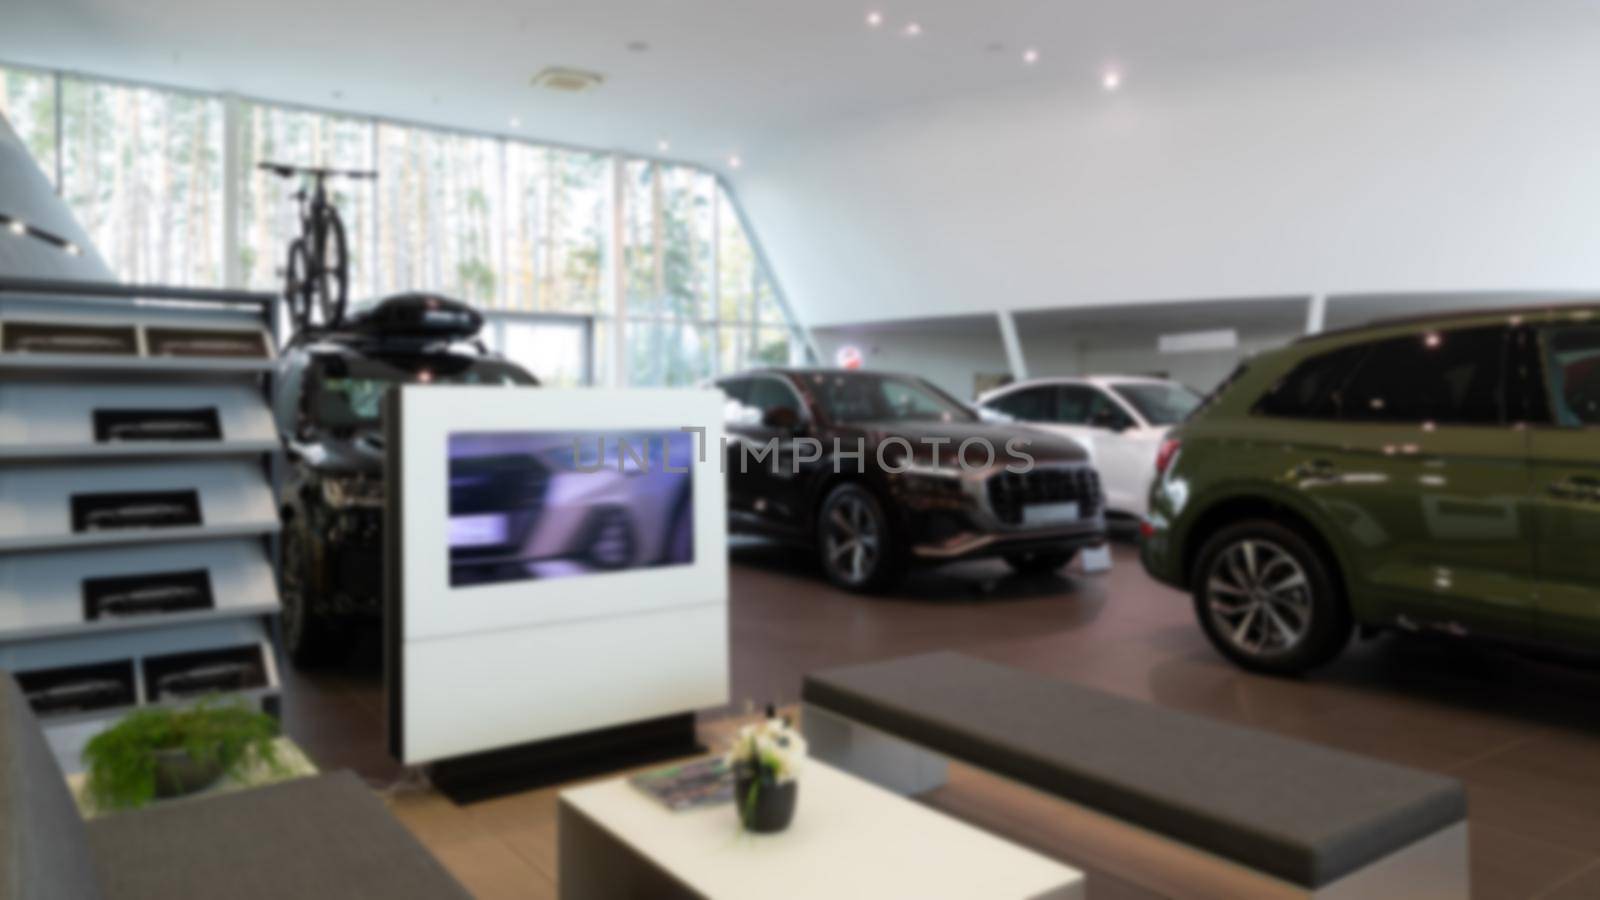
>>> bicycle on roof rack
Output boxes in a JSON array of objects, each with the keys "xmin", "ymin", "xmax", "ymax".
[{"xmin": 259, "ymin": 162, "xmax": 376, "ymax": 333}]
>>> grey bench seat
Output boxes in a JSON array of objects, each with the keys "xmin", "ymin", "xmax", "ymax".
[{"xmin": 801, "ymin": 652, "xmax": 1467, "ymax": 891}]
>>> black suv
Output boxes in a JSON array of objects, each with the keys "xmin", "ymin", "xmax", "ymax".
[
  {"xmin": 272, "ymin": 293, "xmax": 537, "ymax": 664},
  {"xmin": 715, "ymin": 369, "xmax": 1107, "ymax": 590}
]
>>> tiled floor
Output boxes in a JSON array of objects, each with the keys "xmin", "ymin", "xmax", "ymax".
[{"xmin": 282, "ymin": 540, "xmax": 1600, "ymax": 899}]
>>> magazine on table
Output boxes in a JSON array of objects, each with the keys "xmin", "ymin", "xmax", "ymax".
[{"xmin": 629, "ymin": 757, "xmax": 735, "ymax": 811}]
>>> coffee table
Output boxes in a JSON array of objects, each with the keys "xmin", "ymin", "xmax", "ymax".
[{"xmin": 559, "ymin": 758, "xmax": 1083, "ymax": 899}]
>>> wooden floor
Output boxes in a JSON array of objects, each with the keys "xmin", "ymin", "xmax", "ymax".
[{"xmin": 281, "ymin": 541, "xmax": 1600, "ymax": 899}]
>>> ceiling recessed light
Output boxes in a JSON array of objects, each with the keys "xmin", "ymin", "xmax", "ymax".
[
  {"xmin": 6, "ymin": 219, "xmax": 24, "ymax": 236},
  {"xmin": 509, "ymin": 115, "xmax": 522, "ymax": 128},
  {"xmin": 866, "ymin": 11, "xmax": 883, "ymax": 28},
  {"xmin": 64, "ymin": 242, "xmax": 81, "ymax": 256},
  {"xmin": 728, "ymin": 154, "xmax": 743, "ymax": 170},
  {"xmin": 1022, "ymin": 48, "xmax": 1040, "ymax": 65},
  {"xmin": 531, "ymin": 67, "xmax": 606, "ymax": 93},
  {"xmin": 657, "ymin": 138, "xmax": 671, "ymax": 153},
  {"xmin": 1102, "ymin": 69, "xmax": 1122, "ymax": 91},
  {"xmin": 903, "ymin": 21, "xmax": 922, "ymax": 37}
]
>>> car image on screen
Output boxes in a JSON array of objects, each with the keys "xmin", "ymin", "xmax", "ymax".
[{"xmin": 447, "ymin": 430, "xmax": 694, "ymax": 587}]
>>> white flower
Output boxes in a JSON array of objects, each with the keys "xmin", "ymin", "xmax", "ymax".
[{"xmin": 726, "ymin": 715, "xmax": 807, "ymax": 783}]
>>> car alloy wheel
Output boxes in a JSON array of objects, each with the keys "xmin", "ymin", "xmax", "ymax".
[
  {"xmin": 823, "ymin": 492, "xmax": 882, "ymax": 586},
  {"xmin": 1203, "ymin": 538, "xmax": 1313, "ymax": 658}
]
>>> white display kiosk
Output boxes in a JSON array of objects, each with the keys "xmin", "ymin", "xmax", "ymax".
[{"xmin": 385, "ymin": 386, "xmax": 729, "ymax": 801}]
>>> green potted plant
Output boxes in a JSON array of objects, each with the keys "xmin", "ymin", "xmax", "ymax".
[
  {"xmin": 725, "ymin": 713, "xmax": 806, "ymax": 834},
  {"xmin": 82, "ymin": 701, "xmax": 282, "ymax": 811}
]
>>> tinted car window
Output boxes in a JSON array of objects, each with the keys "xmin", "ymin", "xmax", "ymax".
[
  {"xmin": 746, "ymin": 378, "xmax": 802, "ymax": 421},
  {"xmin": 1057, "ymin": 386, "xmax": 1098, "ymax": 424},
  {"xmin": 1340, "ymin": 326, "xmax": 1507, "ymax": 425},
  {"xmin": 307, "ymin": 353, "xmax": 532, "ymax": 430},
  {"xmin": 718, "ymin": 377, "xmax": 752, "ymax": 405},
  {"xmin": 1083, "ymin": 389, "xmax": 1133, "ymax": 429},
  {"xmin": 809, "ymin": 373, "xmax": 977, "ymax": 424},
  {"xmin": 718, "ymin": 377, "xmax": 757, "ymax": 425},
  {"xmin": 1542, "ymin": 324, "xmax": 1600, "ymax": 426},
  {"xmin": 988, "ymin": 386, "xmax": 1054, "ymax": 421},
  {"xmin": 1111, "ymin": 382, "xmax": 1202, "ymax": 426},
  {"xmin": 1253, "ymin": 345, "xmax": 1368, "ymax": 419}
]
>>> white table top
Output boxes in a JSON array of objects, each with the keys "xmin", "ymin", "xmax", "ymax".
[{"xmin": 560, "ymin": 759, "xmax": 1084, "ymax": 900}]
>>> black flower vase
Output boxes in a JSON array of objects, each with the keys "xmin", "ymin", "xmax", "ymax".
[{"xmin": 735, "ymin": 769, "xmax": 798, "ymax": 834}]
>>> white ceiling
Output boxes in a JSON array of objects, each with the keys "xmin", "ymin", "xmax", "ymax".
[{"xmin": 1, "ymin": 0, "xmax": 1589, "ymax": 171}]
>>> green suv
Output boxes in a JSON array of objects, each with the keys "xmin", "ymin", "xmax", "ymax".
[{"xmin": 1141, "ymin": 305, "xmax": 1600, "ymax": 674}]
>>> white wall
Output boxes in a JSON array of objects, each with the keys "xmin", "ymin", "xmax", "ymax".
[
  {"xmin": 1021, "ymin": 330, "xmax": 1299, "ymax": 394},
  {"xmin": 737, "ymin": 26, "xmax": 1600, "ymax": 329},
  {"xmin": 0, "ymin": 112, "xmax": 112, "ymax": 281},
  {"xmin": 813, "ymin": 327, "xmax": 1009, "ymax": 400}
]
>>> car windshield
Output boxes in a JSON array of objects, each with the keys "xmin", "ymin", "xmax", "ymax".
[
  {"xmin": 308, "ymin": 354, "xmax": 535, "ymax": 430},
  {"xmin": 1110, "ymin": 382, "xmax": 1203, "ymax": 426},
  {"xmin": 805, "ymin": 372, "xmax": 977, "ymax": 424}
]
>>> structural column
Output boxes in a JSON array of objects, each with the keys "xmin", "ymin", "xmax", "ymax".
[
  {"xmin": 607, "ymin": 153, "xmax": 628, "ymax": 386},
  {"xmin": 222, "ymin": 94, "xmax": 243, "ymax": 289},
  {"xmin": 1305, "ymin": 293, "xmax": 1327, "ymax": 335},
  {"xmin": 997, "ymin": 310, "xmax": 1029, "ymax": 381}
]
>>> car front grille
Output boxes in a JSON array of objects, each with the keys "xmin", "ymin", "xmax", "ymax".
[{"xmin": 986, "ymin": 466, "xmax": 1101, "ymax": 526}]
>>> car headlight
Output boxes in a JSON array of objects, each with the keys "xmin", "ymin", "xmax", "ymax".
[
  {"xmin": 321, "ymin": 475, "xmax": 384, "ymax": 509},
  {"xmin": 901, "ymin": 462, "xmax": 963, "ymax": 479},
  {"xmin": 895, "ymin": 463, "xmax": 967, "ymax": 497}
]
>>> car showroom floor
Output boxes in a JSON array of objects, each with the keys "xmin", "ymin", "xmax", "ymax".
[{"xmin": 281, "ymin": 541, "xmax": 1600, "ymax": 900}]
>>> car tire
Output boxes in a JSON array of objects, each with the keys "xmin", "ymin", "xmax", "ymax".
[
  {"xmin": 1191, "ymin": 519, "xmax": 1350, "ymax": 675},
  {"xmin": 1002, "ymin": 550, "xmax": 1078, "ymax": 575},
  {"xmin": 280, "ymin": 518, "xmax": 350, "ymax": 668},
  {"xmin": 816, "ymin": 482, "xmax": 903, "ymax": 592}
]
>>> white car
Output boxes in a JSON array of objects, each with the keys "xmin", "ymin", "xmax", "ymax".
[{"xmin": 976, "ymin": 376, "xmax": 1202, "ymax": 522}]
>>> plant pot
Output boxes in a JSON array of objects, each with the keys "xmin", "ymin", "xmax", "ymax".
[
  {"xmin": 152, "ymin": 747, "xmax": 225, "ymax": 799},
  {"xmin": 734, "ymin": 771, "xmax": 798, "ymax": 834}
]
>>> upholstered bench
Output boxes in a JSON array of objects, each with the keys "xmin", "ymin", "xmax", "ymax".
[
  {"xmin": 1, "ymin": 673, "xmax": 469, "ymax": 900},
  {"xmin": 802, "ymin": 652, "xmax": 1468, "ymax": 899}
]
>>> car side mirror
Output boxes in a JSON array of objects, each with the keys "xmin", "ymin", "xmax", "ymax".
[
  {"xmin": 1092, "ymin": 409, "xmax": 1129, "ymax": 432},
  {"xmin": 762, "ymin": 406, "xmax": 803, "ymax": 433}
]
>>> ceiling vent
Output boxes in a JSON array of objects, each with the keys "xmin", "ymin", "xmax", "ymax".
[{"xmin": 531, "ymin": 67, "xmax": 605, "ymax": 93}]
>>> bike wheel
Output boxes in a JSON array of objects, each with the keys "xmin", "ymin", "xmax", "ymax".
[
  {"xmin": 283, "ymin": 240, "xmax": 312, "ymax": 332},
  {"xmin": 310, "ymin": 210, "xmax": 349, "ymax": 328}
]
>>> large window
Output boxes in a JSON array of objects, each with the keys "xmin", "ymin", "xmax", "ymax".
[
  {"xmin": 0, "ymin": 65, "xmax": 56, "ymax": 186},
  {"xmin": 375, "ymin": 124, "xmax": 504, "ymax": 306},
  {"xmin": 622, "ymin": 159, "xmax": 803, "ymax": 386},
  {"xmin": 504, "ymin": 144, "xmax": 607, "ymax": 313},
  {"xmin": 59, "ymin": 77, "xmax": 225, "ymax": 286},
  {"xmin": 238, "ymin": 103, "xmax": 375, "ymax": 297},
  {"xmin": 0, "ymin": 63, "xmax": 807, "ymax": 383}
]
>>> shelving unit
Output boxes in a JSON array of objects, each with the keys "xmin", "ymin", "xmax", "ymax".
[{"xmin": 0, "ymin": 277, "xmax": 286, "ymax": 772}]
